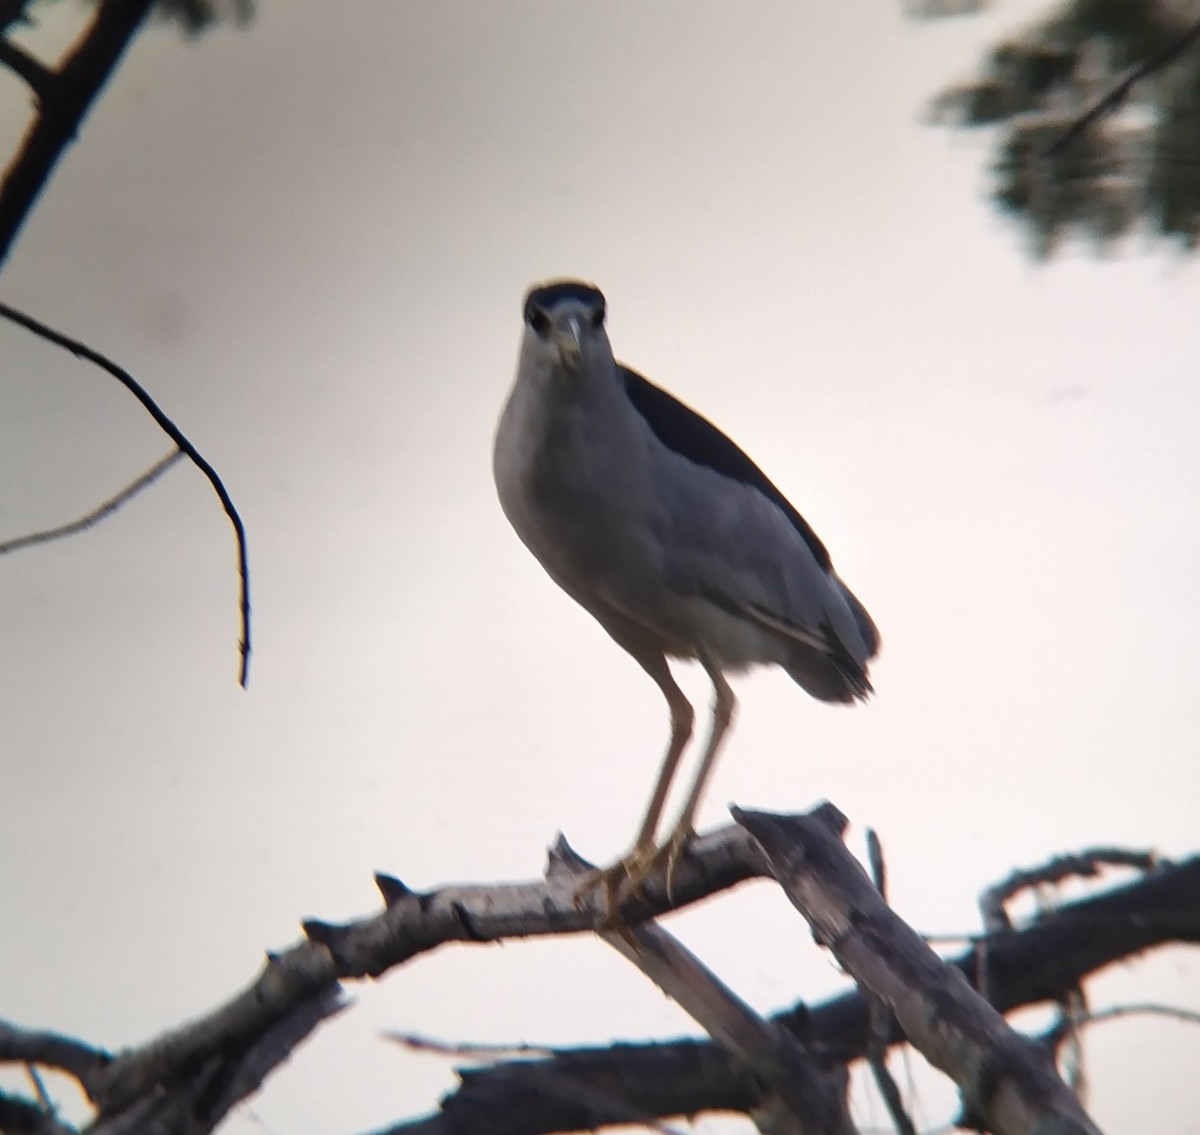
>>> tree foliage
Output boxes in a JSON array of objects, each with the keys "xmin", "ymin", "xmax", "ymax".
[{"xmin": 928, "ymin": 0, "xmax": 1200, "ymax": 255}]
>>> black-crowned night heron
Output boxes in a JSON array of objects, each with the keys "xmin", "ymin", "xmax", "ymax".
[{"xmin": 494, "ymin": 280, "xmax": 879, "ymax": 885}]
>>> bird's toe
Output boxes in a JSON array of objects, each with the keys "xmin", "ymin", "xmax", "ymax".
[{"xmin": 571, "ymin": 841, "xmax": 662, "ymax": 929}]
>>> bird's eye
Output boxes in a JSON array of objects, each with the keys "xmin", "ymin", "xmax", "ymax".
[
  {"xmin": 527, "ymin": 305, "xmax": 551, "ymax": 337},
  {"xmin": 590, "ymin": 302, "xmax": 606, "ymax": 329}
]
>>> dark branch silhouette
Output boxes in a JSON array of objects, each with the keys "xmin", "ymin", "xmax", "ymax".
[
  {"xmin": 0, "ymin": 0, "xmax": 157, "ymax": 268},
  {"xmin": 0, "ymin": 300, "xmax": 252, "ymax": 685}
]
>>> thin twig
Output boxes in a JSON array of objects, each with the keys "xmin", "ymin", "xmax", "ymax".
[
  {"xmin": 0, "ymin": 300, "xmax": 251, "ymax": 686},
  {"xmin": 864, "ymin": 829, "xmax": 917, "ymax": 1135},
  {"xmin": 24, "ymin": 1065, "xmax": 53, "ymax": 1115},
  {"xmin": 0, "ymin": 449, "xmax": 183, "ymax": 555},
  {"xmin": 1055, "ymin": 986, "xmax": 1088, "ymax": 1103},
  {"xmin": 981, "ymin": 848, "xmax": 1159, "ymax": 932},
  {"xmin": 1048, "ymin": 11, "xmax": 1200, "ymax": 155},
  {"xmin": 383, "ymin": 1033, "xmax": 557, "ymax": 1060},
  {"xmin": 1043, "ymin": 1001, "xmax": 1200, "ymax": 1051},
  {"xmin": 382, "ymin": 1032, "xmax": 689, "ymax": 1135}
]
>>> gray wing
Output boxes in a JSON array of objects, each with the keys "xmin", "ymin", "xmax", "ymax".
[{"xmin": 621, "ymin": 367, "xmax": 878, "ymax": 699}]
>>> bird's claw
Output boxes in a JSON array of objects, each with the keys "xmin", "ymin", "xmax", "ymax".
[
  {"xmin": 658, "ymin": 823, "xmax": 695, "ymax": 903},
  {"xmin": 572, "ymin": 828, "xmax": 697, "ymax": 932}
]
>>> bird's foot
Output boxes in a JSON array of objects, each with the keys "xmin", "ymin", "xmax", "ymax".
[
  {"xmin": 572, "ymin": 843, "xmax": 662, "ymax": 934},
  {"xmin": 572, "ymin": 829, "xmax": 696, "ymax": 931},
  {"xmin": 657, "ymin": 821, "xmax": 696, "ymax": 904}
]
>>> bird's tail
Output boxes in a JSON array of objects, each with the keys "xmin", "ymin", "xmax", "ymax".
[{"xmin": 784, "ymin": 576, "xmax": 878, "ymax": 704}]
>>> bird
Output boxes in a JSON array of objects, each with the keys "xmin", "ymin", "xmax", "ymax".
[{"xmin": 493, "ymin": 279, "xmax": 879, "ymax": 891}]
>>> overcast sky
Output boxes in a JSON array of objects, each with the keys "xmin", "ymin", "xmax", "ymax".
[{"xmin": 2, "ymin": 2, "xmax": 1198, "ymax": 1132}]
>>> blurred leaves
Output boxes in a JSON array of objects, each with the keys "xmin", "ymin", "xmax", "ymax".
[
  {"xmin": 5, "ymin": 0, "xmax": 253, "ymax": 37},
  {"xmin": 926, "ymin": 0, "xmax": 1200, "ymax": 255},
  {"xmin": 904, "ymin": 0, "xmax": 991, "ymax": 19},
  {"xmin": 152, "ymin": 0, "xmax": 252, "ymax": 36}
]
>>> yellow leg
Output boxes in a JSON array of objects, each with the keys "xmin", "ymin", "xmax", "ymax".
[
  {"xmin": 574, "ymin": 650, "xmax": 694, "ymax": 918},
  {"xmin": 661, "ymin": 660, "xmax": 736, "ymax": 866}
]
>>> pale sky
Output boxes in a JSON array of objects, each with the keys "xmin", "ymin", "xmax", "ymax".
[{"xmin": 2, "ymin": 2, "xmax": 1198, "ymax": 1133}]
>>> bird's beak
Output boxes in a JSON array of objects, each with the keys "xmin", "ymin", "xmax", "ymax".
[{"xmin": 552, "ymin": 317, "xmax": 583, "ymax": 366}]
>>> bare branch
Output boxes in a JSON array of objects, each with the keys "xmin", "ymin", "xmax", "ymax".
[
  {"xmin": 383, "ymin": 832, "xmax": 1200, "ymax": 1135},
  {"xmin": 733, "ymin": 806, "xmax": 1103, "ymax": 1135},
  {"xmin": 86, "ymin": 823, "xmax": 770, "ymax": 1117},
  {"xmin": 0, "ymin": 450, "xmax": 183, "ymax": 555},
  {"xmin": 0, "ymin": 1019, "xmax": 109, "ymax": 1089},
  {"xmin": 602, "ymin": 922, "xmax": 854, "ymax": 1135},
  {"xmin": 863, "ymin": 828, "xmax": 917, "ymax": 1135},
  {"xmin": 544, "ymin": 841, "xmax": 856, "ymax": 1135},
  {"xmin": 1048, "ymin": 11, "xmax": 1200, "ymax": 155},
  {"xmin": 0, "ymin": 301, "xmax": 252, "ymax": 686},
  {"xmin": 384, "ymin": 1033, "xmax": 557, "ymax": 1060},
  {"xmin": 980, "ymin": 847, "xmax": 1160, "ymax": 932},
  {"xmin": 1043, "ymin": 1001, "xmax": 1200, "ymax": 1054},
  {"xmin": 24, "ymin": 1066, "xmax": 55, "ymax": 1118},
  {"xmin": 8, "ymin": 812, "xmax": 1199, "ymax": 1135},
  {"xmin": 87, "ymin": 986, "xmax": 344, "ymax": 1135}
]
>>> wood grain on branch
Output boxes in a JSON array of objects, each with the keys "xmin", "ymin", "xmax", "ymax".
[
  {"xmin": 734, "ymin": 806, "xmax": 1103, "ymax": 1135},
  {"xmin": 548, "ymin": 835, "xmax": 857, "ymax": 1135}
]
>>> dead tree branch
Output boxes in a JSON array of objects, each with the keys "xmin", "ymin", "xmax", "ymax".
[
  {"xmin": 548, "ymin": 837, "xmax": 856, "ymax": 1135},
  {"xmin": 389, "ymin": 827, "xmax": 1200, "ymax": 1135},
  {"xmin": 80, "ymin": 821, "xmax": 773, "ymax": 1120},
  {"xmin": 980, "ymin": 847, "xmax": 1160, "ymax": 932},
  {"xmin": 0, "ymin": 300, "xmax": 251, "ymax": 685},
  {"xmin": 86, "ymin": 987, "xmax": 344, "ymax": 1135},
  {"xmin": 0, "ymin": 1021, "xmax": 108, "ymax": 1087},
  {"xmin": 4, "ymin": 808, "xmax": 1199, "ymax": 1135},
  {"xmin": 734, "ymin": 806, "xmax": 1103, "ymax": 1135},
  {"xmin": 863, "ymin": 827, "xmax": 917, "ymax": 1135}
]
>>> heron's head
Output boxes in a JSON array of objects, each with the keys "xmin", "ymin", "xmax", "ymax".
[{"xmin": 521, "ymin": 280, "xmax": 609, "ymax": 375}]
